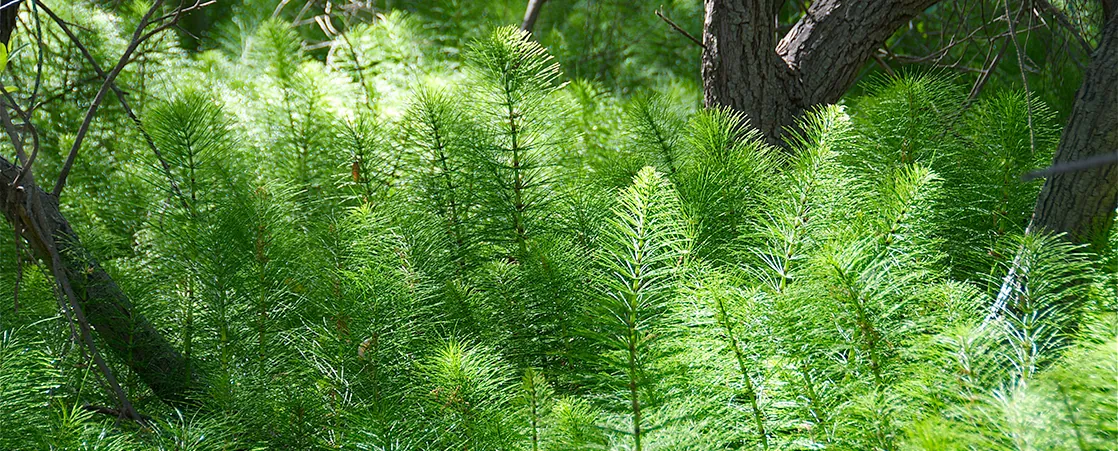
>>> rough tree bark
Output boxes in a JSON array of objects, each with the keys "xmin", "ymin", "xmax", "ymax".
[
  {"xmin": 702, "ymin": 0, "xmax": 940, "ymax": 145},
  {"xmin": 1028, "ymin": 10, "xmax": 1118, "ymax": 247},
  {"xmin": 0, "ymin": 156, "xmax": 196, "ymax": 405},
  {"xmin": 522, "ymin": 0, "xmax": 548, "ymax": 33}
]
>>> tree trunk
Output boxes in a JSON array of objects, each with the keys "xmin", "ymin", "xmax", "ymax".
[
  {"xmin": 0, "ymin": 155, "xmax": 196, "ymax": 405},
  {"xmin": 701, "ymin": 0, "xmax": 939, "ymax": 145},
  {"xmin": 1028, "ymin": 13, "xmax": 1118, "ymax": 248},
  {"xmin": 0, "ymin": 0, "xmax": 19, "ymax": 45},
  {"xmin": 522, "ymin": 0, "xmax": 548, "ymax": 33}
]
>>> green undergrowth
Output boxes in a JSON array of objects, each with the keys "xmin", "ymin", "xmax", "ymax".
[{"xmin": 0, "ymin": 3, "xmax": 1114, "ymax": 450}]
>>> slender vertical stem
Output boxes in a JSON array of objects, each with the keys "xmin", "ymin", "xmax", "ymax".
[
  {"xmin": 525, "ymin": 369, "xmax": 541, "ymax": 451},
  {"xmin": 714, "ymin": 296, "xmax": 769, "ymax": 450},
  {"xmin": 1003, "ymin": 0, "xmax": 1035, "ymax": 154},
  {"xmin": 625, "ymin": 234, "xmax": 645, "ymax": 451},
  {"xmin": 504, "ymin": 76, "xmax": 529, "ymax": 255}
]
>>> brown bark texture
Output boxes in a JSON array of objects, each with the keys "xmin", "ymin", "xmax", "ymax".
[
  {"xmin": 1028, "ymin": 15, "xmax": 1118, "ymax": 247},
  {"xmin": 702, "ymin": 0, "xmax": 939, "ymax": 145},
  {"xmin": 0, "ymin": 155, "xmax": 195, "ymax": 405}
]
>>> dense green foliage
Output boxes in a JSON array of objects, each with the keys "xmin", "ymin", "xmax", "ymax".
[{"xmin": 0, "ymin": 1, "xmax": 1114, "ymax": 450}]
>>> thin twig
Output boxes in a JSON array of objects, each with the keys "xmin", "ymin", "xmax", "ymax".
[
  {"xmin": 873, "ymin": 53, "xmax": 896, "ymax": 77},
  {"xmin": 148, "ymin": 0, "xmax": 213, "ymax": 25},
  {"xmin": 53, "ymin": 0, "xmax": 166, "ymax": 197},
  {"xmin": 35, "ymin": 0, "xmax": 192, "ymax": 214},
  {"xmin": 655, "ymin": 7, "xmax": 705, "ymax": 50},
  {"xmin": 3, "ymin": 89, "xmax": 39, "ymax": 186},
  {"xmin": 25, "ymin": 0, "xmax": 43, "ymax": 109},
  {"xmin": 0, "ymin": 89, "xmax": 27, "ymax": 167},
  {"xmin": 1022, "ymin": 152, "xmax": 1118, "ymax": 180},
  {"xmin": 1004, "ymin": 0, "xmax": 1036, "ymax": 155},
  {"xmin": 82, "ymin": 404, "xmax": 152, "ymax": 424},
  {"xmin": 1034, "ymin": 0, "xmax": 1093, "ymax": 53},
  {"xmin": 884, "ymin": 24, "xmax": 1044, "ymax": 64},
  {"xmin": 966, "ymin": 35, "xmax": 1010, "ymax": 103},
  {"xmin": 27, "ymin": 74, "xmax": 102, "ymax": 113}
]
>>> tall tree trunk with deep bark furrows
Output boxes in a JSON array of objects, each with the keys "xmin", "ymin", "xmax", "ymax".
[
  {"xmin": 0, "ymin": 156, "xmax": 197, "ymax": 405},
  {"xmin": 1028, "ymin": 11, "xmax": 1118, "ymax": 248},
  {"xmin": 701, "ymin": 0, "xmax": 940, "ymax": 145}
]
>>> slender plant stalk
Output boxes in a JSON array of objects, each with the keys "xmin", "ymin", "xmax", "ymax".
[{"xmin": 713, "ymin": 295, "xmax": 769, "ymax": 450}]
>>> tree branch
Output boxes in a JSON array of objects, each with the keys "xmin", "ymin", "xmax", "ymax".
[
  {"xmin": 34, "ymin": 0, "xmax": 192, "ymax": 214},
  {"xmin": 521, "ymin": 0, "xmax": 548, "ymax": 33},
  {"xmin": 1034, "ymin": 0, "xmax": 1093, "ymax": 54},
  {"xmin": 778, "ymin": 0, "xmax": 941, "ymax": 106},
  {"xmin": 52, "ymin": 0, "xmax": 164, "ymax": 196},
  {"xmin": 0, "ymin": 95, "xmax": 142, "ymax": 420},
  {"xmin": 0, "ymin": 153, "xmax": 198, "ymax": 405},
  {"xmin": 703, "ymin": 0, "xmax": 941, "ymax": 144},
  {"xmin": 657, "ymin": 7, "xmax": 706, "ymax": 49},
  {"xmin": 0, "ymin": 0, "xmax": 202, "ymax": 408}
]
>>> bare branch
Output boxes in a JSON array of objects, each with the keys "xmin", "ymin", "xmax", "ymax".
[
  {"xmin": 0, "ymin": 89, "xmax": 27, "ymax": 167},
  {"xmin": 148, "ymin": 0, "xmax": 214, "ymax": 25},
  {"xmin": 82, "ymin": 404, "xmax": 152, "ymax": 424},
  {"xmin": 873, "ymin": 53, "xmax": 897, "ymax": 77},
  {"xmin": 0, "ymin": 98, "xmax": 142, "ymax": 422},
  {"xmin": 1, "ymin": 152, "xmax": 198, "ymax": 406},
  {"xmin": 35, "ymin": 0, "xmax": 192, "ymax": 214},
  {"xmin": 966, "ymin": 35, "xmax": 1010, "ymax": 102},
  {"xmin": 52, "ymin": 0, "xmax": 168, "ymax": 197},
  {"xmin": 656, "ymin": 7, "xmax": 706, "ymax": 50},
  {"xmin": 522, "ymin": 0, "xmax": 548, "ymax": 33},
  {"xmin": 1003, "ymin": 0, "xmax": 1036, "ymax": 154},
  {"xmin": 1023, "ymin": 151, "xmax": 1118, "ymax": 180},
  {"xmin": 1035, "ymin": 0, "xmax": 1094, "ymax": 53},
  {"xmin": 2, "ymin": 89, "xmax": 39, "ymax": 186},
  {"xmin": 50, "ymin": 0, "xmax": 212, "ymax": 198}
]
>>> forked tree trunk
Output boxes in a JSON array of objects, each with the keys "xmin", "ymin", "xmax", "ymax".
[
  {"xmin": 701, "ymin": 0, "xmax": 940, "ymax": 145},
  {"xmin": 1028, "ymin": 12, "xmax": 1118, "ymax": 247},
  {"xmin": 0, "ymin": 156, "xmax": 196, "ymax": 405}
]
